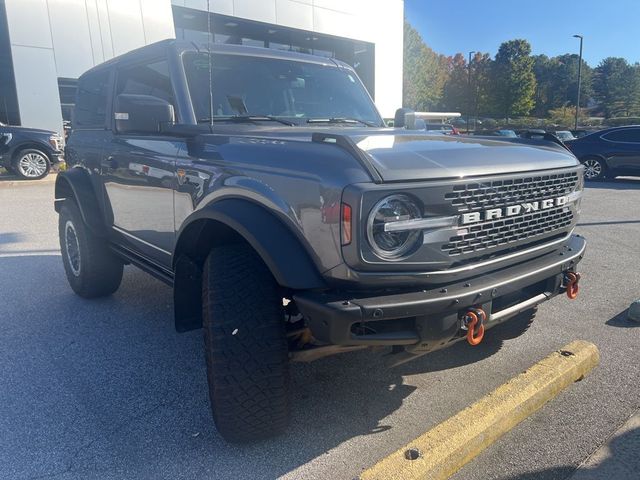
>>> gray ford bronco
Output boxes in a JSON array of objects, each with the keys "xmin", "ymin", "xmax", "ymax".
[{"xmin": 56, "ymin": 40, "xmax": 586, "ymax": 442}]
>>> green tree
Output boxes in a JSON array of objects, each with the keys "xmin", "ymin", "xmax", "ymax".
[
  {"xmin": 490, "ymin": 39, "xmax": 537, "ymax": 119},
  {"xmin": 470, "ymin": 52, "xmax": 493, "ymax": 119},
  {"xmin": 593, "ymin": 57, "xmax": 640, "ymax": 117},
  {"xmin": 442, "ymin": 53, "xmax": 468, "ymax": 112},
  {"xmin": 403, "ymin": 21, "xmax": 448, "ymax": 110}
]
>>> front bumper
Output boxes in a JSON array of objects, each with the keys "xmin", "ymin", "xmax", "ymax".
[{"xmin": 294, "ymin": 234, "xmax": 586, "ymax": 349}]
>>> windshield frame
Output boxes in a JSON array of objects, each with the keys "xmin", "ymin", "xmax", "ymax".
[{"xmin": 178, "ymin": 49, "xmax": 384, "ymax": 128}]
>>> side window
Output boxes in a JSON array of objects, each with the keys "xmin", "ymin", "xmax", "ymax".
[
  {"xmin": 115, "ymin": 59, "xmax": 175, "ymax": 109},
  {"xmin": 603, "ymin": 129, "xmax": 640, "ymax": 143},
  {"xmin": 74, "ymin": 70, "xmax": 111, "ymax": 129}
]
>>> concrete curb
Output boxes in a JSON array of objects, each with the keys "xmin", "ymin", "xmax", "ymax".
[
  {"xmin": 0, "ymin": 172, "xmax": 57, "ymax": 187},
  {"xmin": 359, "ymin": 340, "xmax": 600, "ymax": 480}
]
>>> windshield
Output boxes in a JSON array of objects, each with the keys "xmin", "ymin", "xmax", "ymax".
[{"xmin": 182, "ymin": 52, "xmax": 382, "ymax": 126}]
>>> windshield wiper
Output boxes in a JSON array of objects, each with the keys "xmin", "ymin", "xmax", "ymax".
[
  {"xmin": 197, "ymin": 115, "xmax": 295, "ymax": 126},
  {"xmin": 306, "ymin": 117, "xmax": 377, "ymax": 127}
]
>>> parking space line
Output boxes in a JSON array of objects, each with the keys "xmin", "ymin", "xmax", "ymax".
[{"xmin": 359, "ymin": 340, "xmax": 600, "ymax": 480}]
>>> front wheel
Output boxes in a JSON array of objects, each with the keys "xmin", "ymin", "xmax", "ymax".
[
  {"xmin": 582, "ymin": 157, "xmax": 607, "ymax": 181},
  {"xmin": 202, "ymin": 244, "xmax": 290, "ymax": 443},
  {"xmin": 14, "ymin": 149, "xmax": 51, "ymax": 180},
  {"xmin": 59, "ymin": 200, "xmax": 123, "ymax": 298}
]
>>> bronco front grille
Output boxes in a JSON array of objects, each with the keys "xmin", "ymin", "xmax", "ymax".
[
  {"xmin": 443, "ymin": 207, "xmax": 574, "ymax": 256},
  {"xmin": 445, "ymin": 171, "xmax": 579, "ymax": 213}
]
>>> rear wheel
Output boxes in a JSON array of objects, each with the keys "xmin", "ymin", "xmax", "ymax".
[
  {"xmin": 202, "ymin": 244, "xmax": 290, "ymax": 443},
  {"xmin": 582, "ymin": 157, "xmax": 607, "ymax": 181},
  {"xmin": 14, "ymin": 149, "xmax": 51, "ymax": 180},
  {"xmin": 58, "ymin": 200, "xmax": 123, "ymax": 298}
]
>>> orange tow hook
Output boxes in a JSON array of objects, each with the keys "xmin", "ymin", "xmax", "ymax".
[
  {"xmin": 565, "ymin": 272, "xmax": 581, "ymax": 300},
  {"xmin": 464, "ymin": 308, "xmax": 486, "ymax": 346}
]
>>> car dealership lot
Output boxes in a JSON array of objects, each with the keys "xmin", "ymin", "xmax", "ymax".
[{"xmin": 0, "ymin": 179, "xmax": 639, "ymax": 480}]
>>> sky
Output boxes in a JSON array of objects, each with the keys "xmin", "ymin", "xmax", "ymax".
[{"xmin": 404, "ymin": 0, "xmax": 640, "ymax": 66}]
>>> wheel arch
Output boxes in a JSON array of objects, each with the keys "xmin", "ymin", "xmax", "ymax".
[
  {"xmin": 54, "ymin": 168, "xmax": 107, "ymax": 237},
  {"xmin": 11, "ymin": 142, "xmax": 54, "ymax": 163},
  {"xmin": 173, "ymin": 198, "xmax": 326, "ymax": 332}
]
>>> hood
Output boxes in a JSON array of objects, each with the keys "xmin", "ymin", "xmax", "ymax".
[
  {"xmin": 192, "ymin": 125, "xmax": 579, "ymax": 183},
  {"xmin": 350, "ymin": 132, "xmax": 579, "ymax": 182},
  {"xmin": 0, "ymin": 125, "xmax": 57, "ymax": 136}
]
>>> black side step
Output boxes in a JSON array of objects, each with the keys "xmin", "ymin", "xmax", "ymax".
[{"xmin": 110, "ymin": 244, "xmax": 174, "ymax": 286}]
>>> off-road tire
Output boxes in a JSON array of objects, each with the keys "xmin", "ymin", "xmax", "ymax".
[
  {"xmin": 59, "ymin": 200, "xmax": 123, "ymax": 298},
  {"xmin": 202, "ymin": 244, "xmax": 290, "ymax": 443}
]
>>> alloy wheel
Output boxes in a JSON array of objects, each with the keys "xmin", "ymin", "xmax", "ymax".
[
  {"xmin": 64, "ymin": 220, "xmax": 81, "ymax": 277},
  {"xmin": 17, "ymin": 152, "xmax": 48, "ymax": 178},
  {"xmin": 583, "ymin": 159, "xmax": 603, "ymax": 180}
]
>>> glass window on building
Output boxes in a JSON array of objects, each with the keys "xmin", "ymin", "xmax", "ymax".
[
  {"xmin": 58, "ymin": 78, "xmax": 78, "ymax": 125},
  {"xmin": 0, "ymin": 0, "xmax": 20, "ymax": 125},
  {"xmin": 172, "ymin": 7, "xmax": 375, "ymax": 99}
]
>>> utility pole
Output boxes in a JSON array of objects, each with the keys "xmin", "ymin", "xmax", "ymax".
[
  {"xmin": 467, "ymin": 50, "xmax": 475, "ymax": 133},
  {"xmin": 573, "ymin": 35, "xmax": 583, "ymax": 130}
]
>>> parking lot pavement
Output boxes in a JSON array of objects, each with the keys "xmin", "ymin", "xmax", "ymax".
[{"xmin": 0, "ymin": 178, "xmax": 639, "ymax": 480}]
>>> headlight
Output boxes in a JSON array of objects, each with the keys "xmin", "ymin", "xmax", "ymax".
[
  {"xmin": 49, "ymin": 134, "xmax": 63, "ymax": 151},
  {"xmin": 366, "ymin": 194, "xmax": 422, "ymax": 259}
]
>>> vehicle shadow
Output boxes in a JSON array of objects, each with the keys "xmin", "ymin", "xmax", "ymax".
[
  {"xmin": 0, "ymin": 254, "xmax": 522, "ymax": 480},
  {"xmin": 605, "ymin": 309, "xmax": 640, "ymax": 328},
  {"xmin": 496, "ymin": 424, "xmax": 640, "ymax": 479}
]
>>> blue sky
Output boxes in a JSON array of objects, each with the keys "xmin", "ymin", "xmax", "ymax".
[{"xmin": 404, "ymin": 0, "xmax": 640, "ymax": 67}]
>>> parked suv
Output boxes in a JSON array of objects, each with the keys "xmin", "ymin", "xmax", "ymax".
[
  {"xmin": 0, "ymin": 122, "xmax": 64, "ymax": 179},
  {"xmin": 565, "ymin": 125, "xmax": 640, "ymax": 180},
  {"xmin": 56, "ymin": 40, "xmax": 586, "ymax": 442}
]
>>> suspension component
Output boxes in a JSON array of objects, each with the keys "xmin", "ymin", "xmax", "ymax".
[
  {"xmin": 565, "ymin": 272, "xmax": 581, "ymax": 300},
  {"xmin": 463, "ymin": 307, "xmax": 486, "ymax": 346}
]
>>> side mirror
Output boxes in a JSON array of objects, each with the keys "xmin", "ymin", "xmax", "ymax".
[
  {"xmin": 114, "ymin": 94, "xmax": 175, "ymax": 134},
  {"xmin": 394, "ymin": 108, "xmax": 414, "ymax": 129}
]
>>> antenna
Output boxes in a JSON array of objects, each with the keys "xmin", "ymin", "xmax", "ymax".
[{"xmin": 207, "ymin": 0, "xmax": 214, "ymax": 128}]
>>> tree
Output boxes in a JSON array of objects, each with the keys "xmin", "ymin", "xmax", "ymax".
[
  {"xmin": 593, "ymin": 57, "xmax": 640, "ymax": 117},
  {"xmin": 403, "ymin": 21, "xmax": 448, "ymax": 111},
  {"xmin": 490, "ymin": 39, "xmax": 537, "ymax": 119},
  {"xmin": 441, "ymin": 53, "xmax": 468, "ymax": 113}
]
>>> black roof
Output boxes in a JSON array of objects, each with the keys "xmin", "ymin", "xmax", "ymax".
[{"xmin": 80, "ymin": 39, "xmax": 346, "ymax": 79}]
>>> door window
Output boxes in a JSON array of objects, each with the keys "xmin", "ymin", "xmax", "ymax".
[
  {"xmin": 602, "ymin": 128, "xmax": 640, "ymax": 143},
  {"xmin": 115, "ymin": 60, "xmax": 176, "ymax": 115}
]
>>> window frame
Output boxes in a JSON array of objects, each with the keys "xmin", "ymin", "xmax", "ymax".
[
  {"xmin": 74, "ymin": 68, "xmax": 114, "ymax": 131},
  {"xmin": 111, "ymin": 55, "xmax": 181, "ymax": 135},
  {"xmin": 601, "ymin": 128, "xmax": 640, "ymax": 144}
]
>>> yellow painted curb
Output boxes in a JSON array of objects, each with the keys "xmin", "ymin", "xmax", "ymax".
[{"xmin": 360, "ymin": 340, "xmax": 599, "ymax": 480}]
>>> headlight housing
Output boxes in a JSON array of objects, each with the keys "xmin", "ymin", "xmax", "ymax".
[
  {"xmin": 49, "ymin": 134, "xmax": 63, "ymax": 151},
  {"xmin": 366, "ymin": 194, "xmax": 422, "ymax": 259}
]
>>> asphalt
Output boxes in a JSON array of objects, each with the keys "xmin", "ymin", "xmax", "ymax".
[{"xmin": 0, "ymin": 177, "xmax": 639, "ymax": 480}]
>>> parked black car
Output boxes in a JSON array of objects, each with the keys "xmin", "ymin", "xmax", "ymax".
[
  {"xmin": 0, "ymin": 122, "xmax": 64, "ymax": 179},
  {"xmin": 565, "ymin": 125, "xmax": 640, "ymax": 180}
]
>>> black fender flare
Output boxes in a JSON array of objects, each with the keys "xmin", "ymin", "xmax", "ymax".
[
  {"xmin": 172, "ymin": 198, "xmax": 327, "ymax": 332},
  {"xmin": 54, "ymin": 168, "xmax": 107, "ymax": 237}
]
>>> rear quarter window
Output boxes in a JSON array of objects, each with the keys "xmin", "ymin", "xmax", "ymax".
[
  {"xmin": 74, "ymin": 70, "xmax": 111, "ymax": 129},
  {"xmin": 602, "ymin": 128, "xmax": 640, "ymax": 143}
]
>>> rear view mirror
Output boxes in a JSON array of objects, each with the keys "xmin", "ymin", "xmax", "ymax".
[{"xmin": 115, "ymin": 94, "xmax": 175, "ymax": 134}]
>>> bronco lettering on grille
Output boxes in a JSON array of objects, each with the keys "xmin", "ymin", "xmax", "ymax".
[{"xmin": 460, "ymin": 195, "xmax": 569, "ymax": 225}]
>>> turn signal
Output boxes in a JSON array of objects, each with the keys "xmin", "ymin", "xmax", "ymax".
[{"xmin": 341, "ymin": 203, "xmax": 352, "ymax": 246}]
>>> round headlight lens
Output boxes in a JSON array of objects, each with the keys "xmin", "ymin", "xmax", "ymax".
[{"xmin": 367, "ymin": 194, "xmax": 422, "ymax": 259}]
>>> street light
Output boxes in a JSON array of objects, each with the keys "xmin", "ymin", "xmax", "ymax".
[
  {"xmin": 573, "ymin": 35, "xmax": 583, "ymax": 130},
  {"xmin": 467, "ymin": 50, "xmax": 475, "ymax": 133}
]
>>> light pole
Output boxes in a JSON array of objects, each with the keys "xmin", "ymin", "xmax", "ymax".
[
  {"xmin": 573, "ymin": 35, "xmax": 583, "ymax": 130},
  {"xmin": 467, "ymin": 50, "xmax": 475, "ymax": 133}
]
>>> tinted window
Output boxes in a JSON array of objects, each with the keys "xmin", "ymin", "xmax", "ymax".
[
  {"xmin": 116, "ymin": 60, "xmax": 175, "ymax": 107},
  {"xmin": 74, "ymin": 70, "xmax": 111, "ymax": 129},
  {"xmin": 603, "ymin": 129, "xmax": 640, "ymax": 143},
  {"xmin": 182, "ymin": 52, "xmax": 381, "ymax": 125}
]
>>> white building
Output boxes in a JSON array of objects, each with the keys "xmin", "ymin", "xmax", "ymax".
[{"xmin": 0, "ymin": 0, "xmax": 404, "ymax": 135}]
